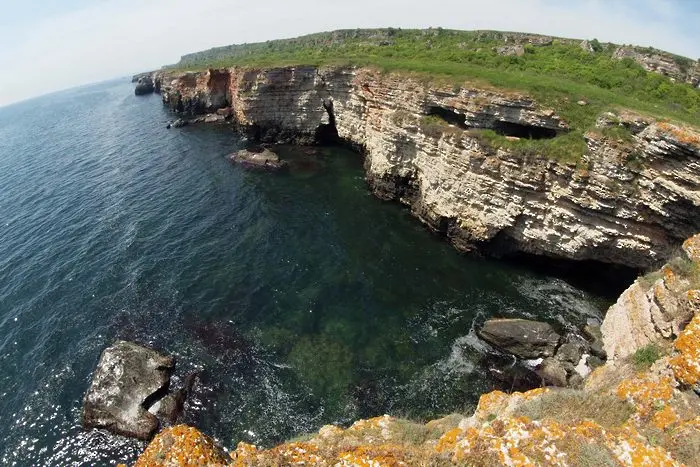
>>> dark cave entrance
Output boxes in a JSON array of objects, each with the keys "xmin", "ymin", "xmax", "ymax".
[
  {"xmin": 426, "ymin": 106, "xmax": 468, "ymax": 129},
  {"xmin": 315, "ymin": 99, "xmax": 340, "ymax": 144},
  {"xmin": 492, "ymin": 121, "xmax": 558, "ymax": 139}
]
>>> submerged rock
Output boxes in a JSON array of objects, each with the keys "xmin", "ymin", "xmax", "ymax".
[
  {"xmin": 167, "ymin": 119, "xmax": 188, "ymax": 129},
  {"xmin": 479, "ymin": 318, "xmax": 561, "ymax": 359},
  {"xmin": 228, "ymin": 147, "xmax": 288, "ymax": 170},
  {"xmin": 83, "ymin": 341, "xmax": 173, "ymax": 440}
]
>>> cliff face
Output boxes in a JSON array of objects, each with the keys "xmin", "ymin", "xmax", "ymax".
[{"xmin": 154, "ymin": 66, "xmax": 700, "ymax": 269}]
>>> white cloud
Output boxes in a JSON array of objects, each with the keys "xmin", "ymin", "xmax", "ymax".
[{"xmin": 0, "ymin": 0, "xmax": 698, "ymax": 106}]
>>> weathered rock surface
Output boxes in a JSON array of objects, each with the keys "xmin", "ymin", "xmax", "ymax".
[
  {"xmin": 478, "ymin": 318, "xmax": 561, "ymax": 359},
  {"xmin": 601, "ymin": 233, "xmax": 700, "ymax": 362},
  {"xmin": 613, "ymin": 46, "xmax": 700, "ymax": 87},
  {"xmin": 83, "ymin": 341, "xmax": 174, "ymax": 440},
  {"xmin": 151, "ymin": 66, "xmax": 700, "ymax": 269},
  {"xmin": 228, "ymin": 147, "xmax": 287, "ymax": 170}
]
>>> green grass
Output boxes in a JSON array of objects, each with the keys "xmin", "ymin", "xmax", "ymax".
[
  {"xmin": 164, "ymin": 28, "xmax": 700, "ymax": 163},
  {"xmin": 633, "ymin": 344, "xmax": 662, "ymax": 370}
]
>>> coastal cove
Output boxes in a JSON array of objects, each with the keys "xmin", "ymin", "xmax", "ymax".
[{"xmin": 0, "ymin": 79, "xmax": 619, "ymax": 465}]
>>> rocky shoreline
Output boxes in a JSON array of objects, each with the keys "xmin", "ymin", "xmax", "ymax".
[
  {"xmin": 111, "ymin": 65, "xmax": 700, "ymax": 464},
  {"xmin": 135, "ymin": 65, "xmax": 699, "ymax": 270},
  {"xmin": 102, "ymin": 235, "xmax": 700, "ymax": 465}
]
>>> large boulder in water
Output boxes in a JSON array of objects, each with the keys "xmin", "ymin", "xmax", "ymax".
[
  {"xmin": 82, "ymin": 341, "xmax": 174, "ymax": 440},
  {"xmin": 478, "ymin": 318, "xmax": 561, "ymax": 359},
  {"xmin": 134, "ymin": 77, "xmax": 155, "ymax": 96}
]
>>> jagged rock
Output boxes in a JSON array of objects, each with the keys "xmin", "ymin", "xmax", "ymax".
[
  {"xmin": 587, "ymin": 355, "xmax": 605, "ymax": 369},
  {"xmin": 496, "ymin": 45, "xmax": 525, "ymax": 57},
  {"xmin": 479, "ymin": 319, "xmax": 561, "ymax": 359},
  {"xmin": 169, "ymin": 119, "xmax": 188, "ymax": 129},
  {"xmin": 580, "ymin": 40, "xmax": 594, "ymax": 53},
  {"xmin": 583, "ymin": 324, "xmax": 603, "ymax": 343},
  {"xmin": 134, "ymin": 425, "xmax": 229, "ymax": 466},
  {"xmin": 536, "ymin": 358, "xmax": 568, "ymax": 386},
  {"xmin": 150, "ymin": 373, "xmax": 198, "ymax": 426},
  {"xmin": 555, "ymin": 341, "xmax": 582, "ymax": 364},
  {"xmin": 82, "ymin": 341, "xmax": 174, "ymax": 440},
  {"xmin": 228, "ymin": 147, "xmax": 288, "ymax": 170}
]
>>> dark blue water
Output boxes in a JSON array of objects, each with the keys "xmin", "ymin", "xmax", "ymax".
[{"xmin": 0, "ymin": 79, "xmax": 611, "ymax": 466}]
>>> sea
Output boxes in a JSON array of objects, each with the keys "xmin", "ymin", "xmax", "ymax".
[{"xmin": 0, "ymin": 78, "xmax": 617, "ymax": 465}]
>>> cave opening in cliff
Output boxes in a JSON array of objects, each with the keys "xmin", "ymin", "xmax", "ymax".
[
  {"xmin": 315, "ymin": 99, "xmax": 340, "ymax": 144},
  {"xmin": 427, "ymin": 106, "xmax": 468, "ymax": 129},
  {"xmin": 492, "ymin": 121, "xmax": 558, "ymax": 139}
]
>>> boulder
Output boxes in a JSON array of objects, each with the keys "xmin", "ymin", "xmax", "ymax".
[
  {"xmin": 82, "ymin": 341, "xmax": 174, "ymax": 440},
  {"xmin": 536, "ymin": 357, "xmax": 568, "ymax": 387},
  {"xmin": 228, "ymin": 147, "xmax": 288, "ymax": 170},
  {"xmin": 169, "ymin": 119, "xmax": 188, "ymax": 129},
  {"xmin": 134, "ymin": 78, "xmax": 155, "ymax": 96},
  {"xmin": 150, "ymin": 373, "xmax": 198, "ymax": 426},
  {"xmin": 479, "ymin": 318, "xmax": 561, "ymax": 359},
  {"xmin": 555, "ymin": 342, "xmax": 582, "ymax": 364}
]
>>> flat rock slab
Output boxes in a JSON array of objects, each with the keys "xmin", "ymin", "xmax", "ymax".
[
  {"xmin": 479, "ymin": 318, "xmax": 561, "ymax": 359},
  {"xmin": 228, "ymin": 147, "xmax": 288, "ymax": 170},
  {"xmin": 83, "ymin": 341, "xmax": 174, "ymax": 440}
]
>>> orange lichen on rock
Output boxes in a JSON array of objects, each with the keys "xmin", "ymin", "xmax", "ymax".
[
  {"xmin": 657, "ymin": 122, "xmax": 700, "ymax": 146},
  {"xmin": 617, "ymin": 375, "xmax": 675, "ymax": 417},
  {"xmin": 134, "ymin": 425, "xmax": 229, "ymax": 467},
  {"xmin": 682, "ymin": 234, "xmax": 700, "ymax": 262},
  {"xmin": 670, "ymin": 314, "xmax": 700, "ymax": 387},
  {"xmin": 652, "ymin": 405, "xmax": 679, "ymax": 431}
]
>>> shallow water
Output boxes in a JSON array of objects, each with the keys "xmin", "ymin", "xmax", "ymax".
[{"xmin": 0, "ymin": 79, "xmax": 613, "ymax": 465}]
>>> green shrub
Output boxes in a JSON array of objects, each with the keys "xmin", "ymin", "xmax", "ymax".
[{"xmin": 633, "ymin": 344, "xmax": 662, "ymax": 370}]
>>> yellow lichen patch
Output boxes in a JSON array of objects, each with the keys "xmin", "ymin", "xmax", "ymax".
[
  {"xmin": 475, "ymin": 390, "xmax": 510, "ymax": 416},
  {"xmin": 617, "ymin": 375, "xmax": 675, "ymax": 417},
  {"xmin": 610, "ymin": 427, "xmax": 680, "ymax": 467},
  {"xmin": 670, "ymin": 314, "xmax": 700, "ymax": 387},
  {"xmin": 134, "ymin": 425, "xmax": 229, "ymax": 467},
  {"xmin": 683, "ymin": 234, "xmax": 700, "ymax": 262},
  {"xmin": 267, "ymin": 442, "xmax": 323, "ymax": 464},
  {"xmin": 435, "ymin": 427, "xmax": 464, "ymax": 453},
  {"xmin": 337, "ymin": 445, "xmax": 411, "ymax": 466},
  {"xmin": 652, "ymin": 405, "xmax": 679, "ymax": 431}
]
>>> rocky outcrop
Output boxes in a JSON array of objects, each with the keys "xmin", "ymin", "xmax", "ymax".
[
  {"xmin": 478, "ymin": 318, "xmax": 560, "ymax": 359},
  {"xmin": 82, "ymin": 341, "xmax": 194, "ymax": 440},
  {"xmin": 151, "ymin": 66, "xmax": 700, "ymax": 269},
  {"xmin": 228, "ymin": 147, "xmax": 287, "ymax": 170},
  {"xmin": 125, "ymin": 233, "xmax": 700, "ymax": 466},
  {"xmin": 613, "ymin": 46, "xmax": 700, "ymax": 87},
  {"xmin": 602, "ymin": 233, "xmax": 700, "ymax": 362},
  {"xmin": 134, "ymin": 76, "xmax": 155, "ymax": 96}
]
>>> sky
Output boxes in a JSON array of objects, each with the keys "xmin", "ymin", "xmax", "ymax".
[{"xmin": 0, "ymin": 0, "xmax": 698, "ymax": 107}]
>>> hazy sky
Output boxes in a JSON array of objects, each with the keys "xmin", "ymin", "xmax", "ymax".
[{"xmin": 0, "ymin": 0, "xmax": 698, "ymax": 107}]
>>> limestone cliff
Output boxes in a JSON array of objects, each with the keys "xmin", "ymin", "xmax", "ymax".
[
  {"xmin": 152, "ymin": 66, "xmax": 700, "ymax": 269},
  {"xmin": 123, "ymin": 234, "xmax": 700, "ymax": 466}
]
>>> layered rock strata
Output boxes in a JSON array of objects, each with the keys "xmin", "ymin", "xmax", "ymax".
[{"xmin": 148, "ymin": 66, "xmax": 699, "ymax": 269}]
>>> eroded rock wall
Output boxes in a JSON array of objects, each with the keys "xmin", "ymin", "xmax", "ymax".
[{"xmin": 155, "ymin": 67, "xmax": 700, "ymax": 268}]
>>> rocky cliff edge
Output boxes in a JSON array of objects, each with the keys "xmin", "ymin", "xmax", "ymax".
[{"xmin": 150, "ymin": 66, "xmax": 699, "ymax": 269}]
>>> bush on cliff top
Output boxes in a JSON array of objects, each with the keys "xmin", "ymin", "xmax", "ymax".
[{"xmin": 168, "ymin": 28, "xmax": 700, "ymax": 128}]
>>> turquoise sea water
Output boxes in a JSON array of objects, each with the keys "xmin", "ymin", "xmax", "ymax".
[{"xmin": 0, "ymin": 79, "xmax": 614, "ymax": 465}]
